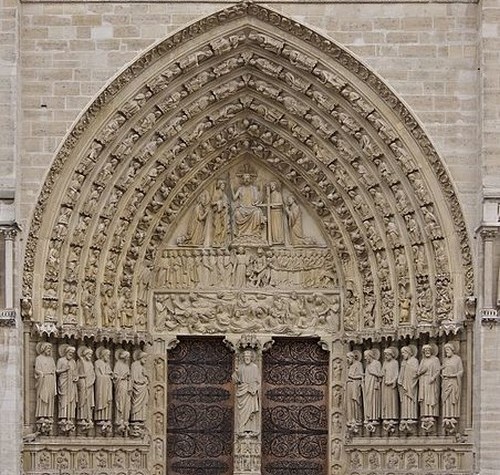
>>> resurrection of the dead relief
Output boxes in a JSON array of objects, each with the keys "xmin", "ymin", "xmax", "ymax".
[{"xmin": 21, "ymin": 3, "xmax": 475, "ymax": 475}]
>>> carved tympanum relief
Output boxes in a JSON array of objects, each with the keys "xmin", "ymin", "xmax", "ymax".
[{"xmin": 23, "ymin": 3, "xmax": 475, "ymax": 475}]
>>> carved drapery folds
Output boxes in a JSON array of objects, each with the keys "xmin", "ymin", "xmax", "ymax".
[
  {"xmin": 22, "ymin": 4, "xmax": 472, "ymax": 340},
  {"xmin": 31, "ymin": 338, "xmax": 149, "ymax": 438},
  {"xmin": 347, "ymin": 338, "xmax": 465, "ymax": 437},
  {"xmin": 21, "ymin": 3, "xmax": 475, "ymax": 475}
]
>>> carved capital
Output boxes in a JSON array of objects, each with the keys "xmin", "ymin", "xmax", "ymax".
[
  {"xmin": 479, "ymin": 226, "xmax": 498, "ymax": 241},
  {"xmin": 0, "ymin": 224, "xmax": 20, "ymax": 240}
]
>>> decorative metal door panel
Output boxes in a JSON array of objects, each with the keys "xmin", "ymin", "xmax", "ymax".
[
  {"xmin": 262, "ymin": 338, "xmax": 329, "ymax": 475},
  {"xmin": 167, "ymin": 337, "xmax": 234, "ymax": 475}
]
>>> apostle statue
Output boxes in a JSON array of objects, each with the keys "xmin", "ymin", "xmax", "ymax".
[
  {"xmin": 363, "ymin": 349, "xmax": 382, "ymax": 431},
  {"xmin": 232, "ymin": 349, "xmax": 260, "ymax": 435},
  {"xmin": 94, "ymin": 347, "xmax": 113, "ymax": 432},
  {"xmin": 131, "ymin": 350, "xmax": 149, "ymax": 423},
  {"xmin": 76, "ymin": 346, "xmax": 95, "ymax": 430},
  {"xmin": 398, "ymin": 345, "xmax": 419, "ymax": 430},
  {"xmin": 381, "ymin": 347, "xmax": 399, "ymax": 431},
  {"xmin": 34, "ymin": 342, "xmax": 56, "ymax": 433},
  {"xmin": 441, "ymin": 342, "xmax": 463, "ymax": 431},
  {"xmin": 232, "ymin": 171, "xmax": 266, "ymax": 244},
  {"xmin": 56, "ymin": 344, "xmax": 79, "ymax": 432},
  {"xmin": 114, "ymin": 349, "xmax": 131, "ymax": 434},
  {"xmin": 346, "ymin": 351, "xmax": 363, "ymax": 431},
  {"xmin": 417, "ymin": 344, "xmax": 440, "ymax": 431}
]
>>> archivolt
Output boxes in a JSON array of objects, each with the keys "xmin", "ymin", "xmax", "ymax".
[{"xmin": 22, "ymin": 2, "xmax": 473, "ymax": 340}]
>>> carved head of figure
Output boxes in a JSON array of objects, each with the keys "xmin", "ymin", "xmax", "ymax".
[
  {"xmin": 346, "ymin": 352, "xmax": 355, "ymax": 365},
  {"xmin": 242, "ymin": 173, "xmax": 251, "ymax": 185},
  {"xmin": 82, "ymin": 348, "xmax": 93, "ymax": 361},
  {"xmin": 422, "ymin": 344, "xmax": 432, "ymax": 358},
  {"xmin": 120, "ymin": 350, "xmax": 131, "ymax": 362},
  {"xmin": 443, "ymin": 343, "xmax": 456, "ymax": 358},
  {"xmin": 65, "ymin": 346, "xmax": 76, "ymax": 360},
  {"xmin": 97, "ymin": 347, "xmax": 111, "ymax": 362},
  {"xmin": 384, "ymin": 347, "xmax": 397, "ymax": 361},
  {"xmin": 242, "ymin": 349, "xmax": 255, "ymax": 365},
  {"xmin": 134, "ymin": 350, "xmax": 148, "ymax": 365},
  {"xmin": 401, "ymin": 346, "xmax": 411, "ymax": 360},
  {"xmin": 37, "ymin": 342, "xmax": 53, "ymax": 356},
  {"xmin": 363, "ymin": 349, "xmax": 374, "ymax": 363},
  {"xmin": 217, "ymin": 180, "xmax": 226, "ymax": 190}
]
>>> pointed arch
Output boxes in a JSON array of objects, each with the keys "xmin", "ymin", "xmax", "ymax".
[{"xmin": 22, "ymin": 2, "xmax": 473, "ymax": 340}]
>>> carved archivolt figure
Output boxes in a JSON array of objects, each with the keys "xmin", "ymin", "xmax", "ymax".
[
  {"xmin": 114, "ymin": 349, "xmax": 131, "ymax": 431},
  {"xmin": 212, "ymin": 180, "xmax": 230, "ymax": 247},
  {"xmin": 381, "ymin": 347, "xmax": 399, "ymax": 422},
  {"xmin": 417, "ymin": 344, "xmax": 440, "ymax": 419},
  {"xmin": 76, "ymin": 346, "xmax": 95, "ymax": 425},
  {"xmin": 398, "ymin": 345, "xmax": 419, "ymax": 422},
  {"xmin": 441, "ymin": 343, "xmax": 463, "ymax": 419},
  {"xmin": 268, "ymin": 181, "xmax": 285, "ymax": 245},
  {"xmin": 233, "ymin": 349, "xmax": 260, "ymax": 435},
  {"xmin": 363, "ymin": 349, "xmax": 382, "ymax": 427},
  {"xmin": 232, "ymin": 172, "xmax": 266, "ymax": 242},
  {"xmin": 34, "ymin": 342, "xmax": 57, "ymax": 421},
  {"xmin": 94, "ymin": 347, "xmax": 113, "ymax": 423},
  {"xmin": 56, "ymin": 345, "xmax": 78, "ymax": 423},
  {"xmin": 131, "ymin": 351, "xmax": 149, "ymax": 423},
  {"xmin": 346, "ymin": 351, "xmax": 363, "ymax": 428}
]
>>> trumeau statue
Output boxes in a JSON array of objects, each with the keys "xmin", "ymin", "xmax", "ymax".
[
  {"xmin": 34, "ymin": 342, "xmax": 56, "ymax": 432},
  {"xmin": 233, "ymin": 349, "xmax": 260, "ymax": 435}
]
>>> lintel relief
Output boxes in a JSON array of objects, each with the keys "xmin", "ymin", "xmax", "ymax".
[{"xmin": 22, "ymin": 3, "xmax": 475, "ymax": 475}]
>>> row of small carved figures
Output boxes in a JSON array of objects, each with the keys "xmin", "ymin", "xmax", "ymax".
[
  {"xmin": 346, "ymin": 342, "xmax": 463, "ymax": 435},
  {"xmin": 33, "ymin": 342, "xmax": 149, "ymax": 437}
]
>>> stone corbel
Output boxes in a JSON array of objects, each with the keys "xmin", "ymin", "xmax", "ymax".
[
  {"xmin": 0, "ymin": 309, "xmax": 16, "ymax": 327},
  {"xmin": 480, "ymin": 308, "xmax": 500, "ymax": 328}
]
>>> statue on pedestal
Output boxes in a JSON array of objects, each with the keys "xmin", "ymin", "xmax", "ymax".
[
  {"xmin": 34, "ymin": 342, "xmax": 56, "ymax": 434},
  {"xmin": 56, "ymin": 344, "xmax": 78, "ymax": 433}
]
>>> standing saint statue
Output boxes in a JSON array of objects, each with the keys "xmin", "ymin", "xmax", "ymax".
[
  {"xmin": 131, "ymin": 350, "xmax": 149, "ymax": 423},
  {"xmin": 94, "ymin": 347, "xmax": 113, "ymax": 430},
  {"xmin": 268, "ymin": 181, "xmax": 284, "ymax": 245},
  {"xmin": 212, "ymin": 180, "xmax": 230, "ymax": 247},
  {"xmin": 417, "ymin": 344, "xmax": 440, "ymax": 430},
  {"xmin": 77, "ymin": 346, "xmax": 95, "ymax": 429},
  {"xmin": 232, "ymin": 349, "xmax": 260, "ymax": 435},
  {"xmin": 381, "ymin": 347, "xmax": 399, "ymax": 429},
  {"xmin": 232, "ymin": 171, "xmax": 266, "ymax": 244},
  {"xmin": 441, "ymin": 342, "xmax": 463, "ymax": 425},
  {"xmin": 345, "ymin": 351, "xmax": 363, "ymax": 431},
  {"xmin": 363, "ymin": 349, "xmax": 382, "ymax": 431},
  {"xmin": 114, "ymin": 349, "xmax": 131, "ymax": 433},
  {"xmin": 34, "ymin": 342, "xmax": 57, "ymax": 431},
  {"xmin": 56, "ymin": 344, "xmax": 79, "ymax": 431},
  {"xmin": 398, "ymin": 345, "xmax": 419, "ymax": 428}
]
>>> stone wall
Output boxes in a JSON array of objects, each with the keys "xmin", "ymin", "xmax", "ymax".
[
  {"xmin": 19, "ymin": 1, "xmax": 480, "ymax": 233},
  {"xmin": 1, "ymin": 0, "xmax": 499, "ymax": 474}
]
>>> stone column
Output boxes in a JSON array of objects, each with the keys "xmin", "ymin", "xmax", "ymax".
[
  {"xmin": 2, "ymin": 227, "xmax": 16, "ymax": 309},
  {"xmin": 479, "ymin": 228, "xmax": 499, "ymax": 324}
]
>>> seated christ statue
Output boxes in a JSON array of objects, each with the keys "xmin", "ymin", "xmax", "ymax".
[{"xmin": 232, "ymin": 172, "xmax": 266, "ymax": 244}]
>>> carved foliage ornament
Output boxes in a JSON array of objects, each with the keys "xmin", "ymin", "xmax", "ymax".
[{"xmin": 22, "ymin": 4, "xmax": 472, "ymax": 343}]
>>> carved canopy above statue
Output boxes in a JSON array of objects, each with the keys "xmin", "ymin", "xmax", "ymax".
[{"xmin": 22, "ymin": 2, "xmax": 473, "ymax": 342}]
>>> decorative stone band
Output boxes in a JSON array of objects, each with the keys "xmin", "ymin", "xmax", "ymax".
[
  {"xmin": 480, "ymin": 308, "xmax": 500, "ymax": 327},
  {"xmin": 0, "ymin": 308, "xmax": 16, "ymax": 327}
]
